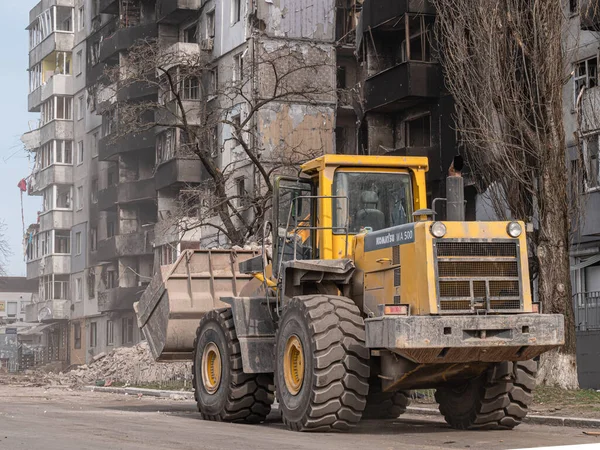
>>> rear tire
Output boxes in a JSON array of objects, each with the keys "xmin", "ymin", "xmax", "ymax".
[
  {"xmin": 275, "ymin": 295, "xmax": 370, "ymax": 431},
  {"xmin": 435, "ymin": 360, "xmax": 537, "ymax": 430},
  {"xmin": 362, "ymin": 380, "xmax": 410, "ymax": 420},
  {"xmin": 192, "ymin": 308, "xmax": 274, "ymax": 423}
]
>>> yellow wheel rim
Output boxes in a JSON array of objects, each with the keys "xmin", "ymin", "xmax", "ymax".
[
  {"xmin": 283, "ymin": 335, "xmax": 305, "ymax": 395},
  {"xmin": 201, "ymin": 342, "xmax": 222, "ymax": 394}
]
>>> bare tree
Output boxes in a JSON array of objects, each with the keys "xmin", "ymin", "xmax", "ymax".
[
  {"xmin": 432, "ymin": 0, "xmax": 578, "ymax": 388},
  {"xmin": 0, "ymin": 221, "xmax": 10, "ymax": 276},
  {"xmin": 101, "ymin": 37, "xmax": 334, "ymax": 247}
]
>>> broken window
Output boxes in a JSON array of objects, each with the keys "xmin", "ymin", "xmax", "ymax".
[
  {"xmin": 405, "ymin": 114, "xmax": 431, "ymax": 147},
  {"xmin": 404, "ymin": 15, "xmax": 433, "ymax": 63},
  {"xmin": 337, "ymin": 66, "xmax": 347, "ymax": 89},
  {"xmin": 78, "ymin": 141, "xmax": 84, "ymax": 164},
  {"xmin": 90, "ymin": 322, "xmax": 97, "ymax": 347},
  {"xmin": 55, "ymin": 96, "xmax": 73, "ymax": 120},
  {"xmin": 181, "ymin": 77, "xmax": 200, "ymax": 100},
  {"xmin": 54, "ymin": 230, "xmax": 71, "ymax": 254},
  {"xmin": 56, "ymin": 6, "xmax": 74, "ymax": 32},
  {"xmin": 209, "ymin": 125, "xmax": 219, "ymax": 157},
  {"xmin": 77, "ymin": 186, "xmax": 84, "ymax": 210},
  {"xmin": 73, "ymin": 323, "xmax": 81, "ymax": 349},
  {"xmin": 182, "ymin": 23, "xmax": 197, "ymax": 43},
  {"xmin": 233, "ymin": 53, "xmax": 243, "ymax": 82},
  {"xmin": 77, "ymin": 5, "xmax": 84, "ymax": 31},
  {"xmin": 574, "ymin": 57, "xmax": 597, "ymax": 104},
  {"xmin": 160, "ymin": 243, "xmax": 179, "ymax": 265},
  {"xmin": 78, "ymin": 96, "xmax": 85, "ymax": 120},
  {"xmin": 90, "ymin": 227, "xmax": 97, "ymax": 251},
  {"xmin": 107, "ymin": 221, "xmax": 116, "ymax": 238},
  {"xmin": 75, "ymin": 232, "xmax": 82, "ymax": 255},
  {"xmin": 122, "ymin": 317, "xmax": 134, "ymax": 344},
  {"xmin": 570, "ymin": 0, "xmax": 578, "ymax": 14},
  {"xmin": 91, "ymin": 179, "xmax": 98, "ymax": 203},
  {"xmin": 235, "ymin": 177, "xmax": 247, "ymax": 208},
  {"xmin": 88, "ymin": 270, "xmax": 96, "ymax": 299},
  {"xmin": 209, "ymin": 68, "xmax": 218, "ymax": 95},
  {"xmin": 206, "ymin": 10, "xmax": 215, "ymax": 39},
  {"xmin": 56, "ymin": 185, "xmax": 72, "ymax": 209},
  {"xmin": 55, "ymin": 140, "xmax": 73, "ymax": 164},
  {"xmin": 231, "ymin": 0, "xmax": 241, "ymax": 24},
  {"xmin": 107, "ymin": 320, "xmax": 114, "ymax": 346},
  {"xmin": 106, "ymin": 269, "xmax": 116, "ymax": 288},
  {"xmin": 583, "ymin": 133, "xmax": 600, "ymax": 190},
  {"xmin": 156, "ymin": 129, "xmax": 175, "ymax": 163},
  {"xmin": 74, "ymin": 277, "xmax": 82, "ymax": 302}
]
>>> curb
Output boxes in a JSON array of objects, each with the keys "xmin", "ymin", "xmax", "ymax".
[
  {"xmin": 82, "ymin": 388, "xmax": 600, "ymax": 429},
  {"xmin": 84, "ymin": 385, "xmax": 194, "ymax": 400},
  {"xmin": 407, "ymin": 406, "xmax": 600, "ymax": 429}
]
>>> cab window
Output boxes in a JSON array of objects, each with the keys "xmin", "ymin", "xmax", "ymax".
[{"xmin": 333, "ymin": 171, "xmax": 413, "ymax": 234}]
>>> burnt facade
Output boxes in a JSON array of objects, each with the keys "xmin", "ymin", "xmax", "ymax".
[{"xmin": 337, "ymin": 0, "xmax": 462, "ymax": 213}]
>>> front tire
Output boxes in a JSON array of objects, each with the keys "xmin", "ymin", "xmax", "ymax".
[
  {"xmin": 275, "ymin": 295, "xmax": 370, "ymax": 431},
  {"xmin": 192, "ymin": 308, "xmax": 274, "ymax": 423},
  {"xmin": 435, "ymin": 360, "xmax": 537, "ymax": 430}
]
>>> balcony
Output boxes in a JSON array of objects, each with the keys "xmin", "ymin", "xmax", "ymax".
[
  {"xmin": 95, "ymin": 230, "xmax": 154, "ymax": 263},
  {"xmin": 29, "ymin": 165, "xmax": 73, "ymax": 195},
  {"xmin": 26, "ymin": 255, "xmax": 71, "ymax": 280},
  {"xmin": 21, "ymin": 128, "xmax": 41, "ymax": 152},
  {"xmin": 581, "ymin": 0, "xmax": 600, "ymax": 31},
  {"xmin": 117, "ymin": 80, "xmax": 159, "ymax": 103},
  {"xmin": 29, "ymin": 74, "xmax": 74, "ymax": 113},
  {"xmin": 99, "ymin": 0, "xmax": 119, "ymax": 14},
  {"xmin": 99, "ymin": 23, "xmax": 159, "ymax": 64},
  {"xmin": 39, "ymin": 209, "xmax": 73, "ymax": 232},
  {"xmin": 25, "ymin": 299, "xmax": 71, "ymax": 323},
  {"xmin": 98, "ymin": 129, "xmax": 155, "ymax": 161},
  {"xmin": 364, "ymin": 62, "xmax": 442, "ymax": 112},
  {"xmin": 98, "ymin": 286, "xmax": 146, "ymax": 312},
  {"xmin": 360, "ymin": 0, "xmax": 435, "ymax": 32},
  {"xmin": 155, "ymin": 158, "xmax": 202, "ymax": 190},
  {"xmin": 157, "ymin": 0, "xmax": 201, "ymax": 24},
  {"xmin": 29, "ymin": 32, "xmax": 74, "ymax": 69},
  {"xmin": 97, "ymin": 178, "xmax": 156, "ymax": 211},
  {"xmin": 40, "ymin": 120, "xmax": 74, "ymax": 146}
]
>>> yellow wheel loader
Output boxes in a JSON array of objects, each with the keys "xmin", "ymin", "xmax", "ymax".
[{"xmin": 136, "ymin": 154, "xmax": 564, "ymax": 432}]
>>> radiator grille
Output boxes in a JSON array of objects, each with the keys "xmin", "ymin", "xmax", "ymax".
[
  {"xmin": 435, "ymin": 240, "xmax": 522, "ymax": 313},
  {"xmin": 436, "ymin": 242, "xmax": 517, "ymax": 258}
]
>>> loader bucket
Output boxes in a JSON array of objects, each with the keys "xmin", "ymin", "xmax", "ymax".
[{"xmin": 135, "ymin": 249, "xmax": 258, "ymax": 361}]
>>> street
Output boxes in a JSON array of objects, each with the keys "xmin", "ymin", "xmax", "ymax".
[{"xmin": 0, "ymin": 386, "xmax": 598, "ymax": 450}]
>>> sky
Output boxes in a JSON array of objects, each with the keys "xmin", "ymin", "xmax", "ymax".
[{"xmin": 0, "ymin": 2, "xmax": 41, "ymax": 276}]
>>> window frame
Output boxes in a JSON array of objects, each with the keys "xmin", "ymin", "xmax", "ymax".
[{"xmin": 89, "ymin": 321, "xmax": 97, "ymax": 348}]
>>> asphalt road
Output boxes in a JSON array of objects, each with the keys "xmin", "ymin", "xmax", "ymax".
[{"xmin": 0, "ymin": 385, "xmax": 598, "ymax": 450}]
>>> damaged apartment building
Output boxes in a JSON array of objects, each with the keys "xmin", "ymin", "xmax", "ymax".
[
  {"xmin": 21, "ymin": 0, "xmax": 339, "ymax": 367},
  {"xmin": 338, "ymin": 0, "xmax": 467, "ymax": 212},
  {"xmin": 21, "ymin": 0, "xmax": 464, "ymax": 368}
]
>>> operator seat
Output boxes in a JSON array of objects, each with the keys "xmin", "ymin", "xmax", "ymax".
[{"xmin": 356, "ymin": 191, "xmax": 385, "ymax": 231}]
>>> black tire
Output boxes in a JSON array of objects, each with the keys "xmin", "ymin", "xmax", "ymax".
[
  {"xmin": 275, "ymin": 295, "xmax": 370, "ymax": 432},
  {"xmin": 362, "ymin": 380, "xmax": 410, "ymax": 420},
  {"xmin": 435, "ymin": 360, "xmax": 537, "ymax": 430},
  {"xmin": 192, "ymin": 308, "xmax": 274, "ymax": 423}
]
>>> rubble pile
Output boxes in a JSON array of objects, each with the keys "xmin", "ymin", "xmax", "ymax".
[{"xmin": 42, "ymin": 342, "xmax": 192, "ymax": 387}]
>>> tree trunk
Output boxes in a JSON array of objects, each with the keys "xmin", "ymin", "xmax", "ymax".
[{"xmin": 536, "ymin": 166, "xmax": 578, "ymax": 389}]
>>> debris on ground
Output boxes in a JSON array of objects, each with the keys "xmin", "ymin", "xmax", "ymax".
[{"xmin": 18, "ymin": 342, "xmax": 192, "ymax": 388}]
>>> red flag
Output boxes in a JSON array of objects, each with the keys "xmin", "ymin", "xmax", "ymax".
[{"xmin": 17, "ymin": 179, "xmax": 27, "ymax": 192}]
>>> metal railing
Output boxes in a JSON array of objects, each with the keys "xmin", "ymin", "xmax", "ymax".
[{"xmin": 573, "ymin": 291, "xmax": 600, "ymax": 331}]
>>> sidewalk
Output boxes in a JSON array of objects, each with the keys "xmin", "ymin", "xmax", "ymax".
[{"xmin": 86, "ymin": 385, "xmax": 600, "ymax": 429}]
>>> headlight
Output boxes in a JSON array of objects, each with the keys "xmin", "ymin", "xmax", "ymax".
[
  {"xmin": 430, "ymin": 221, "xmax": 447, "ymax": 238},
  {"xmin": 507, "ymin": 222, "xmax": 522, "ymax": 238}
]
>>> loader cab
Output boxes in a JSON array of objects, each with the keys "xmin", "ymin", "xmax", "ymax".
[{"xmin": 273, "ymin": 155, "xmax": 428, "ymax": 277}]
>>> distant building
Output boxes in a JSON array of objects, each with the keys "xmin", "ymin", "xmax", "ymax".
[{"xmin": 0, "ymin": 277, "xmax": 38, "ymax": 325}]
